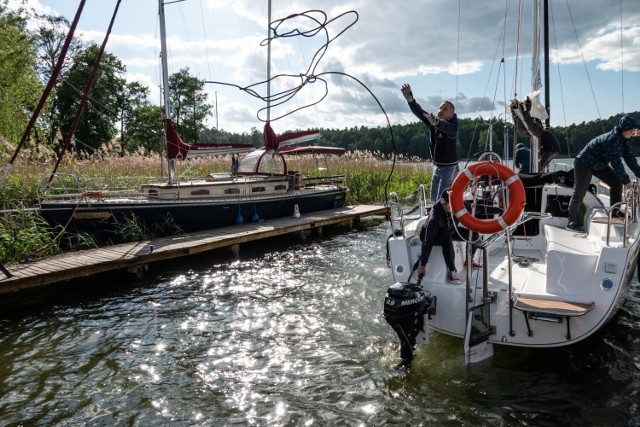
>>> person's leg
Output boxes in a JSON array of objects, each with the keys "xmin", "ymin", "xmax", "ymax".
[
  {"xmin": 593, "ymin": 167, "xmax": 622, "ymax": 210},
  {"xmin": 439, "ymin": 164, "xmax": 460, "ymax": 196},
  {"xmin": 431, "ymin": 164, "xmax": 459, "ymax": 202},
  {"xmin": 440, "ymin": 233, "xmax": 457, "ymax": 272},
  {"xmin": 568, "ymin": 161, "xmax": 592, "ymax": 224}
]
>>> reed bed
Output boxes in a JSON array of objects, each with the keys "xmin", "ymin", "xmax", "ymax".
[{"xmin": 0, "ymin": 148, "xmax": 432, "ymax": 263}]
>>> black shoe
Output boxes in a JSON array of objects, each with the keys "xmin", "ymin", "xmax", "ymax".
[
  {"xmin": 611, "ymin": 210, "xmax": 626, "ymax": 219},
  {"xmin": 566, "ymin": 222, "xmax": 584, "ymax": 232}
]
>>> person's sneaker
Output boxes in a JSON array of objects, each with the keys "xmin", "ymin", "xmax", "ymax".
[
  {"xmin": 566, "ymin": 222, "xmax": 584, "ymax": 232},
  {"xmin": 447, "ymin": 270, "xmax": 461, "ymax": 284},
  {"xmin": 464, "ymin": 260, "xmax": 483, "ymax": 269}
]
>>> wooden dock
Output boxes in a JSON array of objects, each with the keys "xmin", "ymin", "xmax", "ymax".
[{"xmin": 0, "ymin": 205, "xmax": 388, "ymax": 294}]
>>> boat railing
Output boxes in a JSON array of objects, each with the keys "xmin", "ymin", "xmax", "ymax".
[
  {"xmin": 418, "ymin": 184, "xmax": 428, "ymax": 217},
  {"xmin": 591, "ymin": 180, "xmax": 637, "ymax": 247},
  {"xmin": 479, "ymin": 211, "xmax": 552, "ymax": 249},
  {"xmin": 477, "ymin": 152, "xmax": 502, "ymax": 163},
  {"xmin": 302, "ymin": 174, "xmax": 345, "ymax": 188},
  {"xmin": 388, "ymin": 192, "xmax": 405, "ymax": 237},
  {"xmin": 38, "ymin": 173, "xmax": 146, "ymax": 201},
  {"xmin": 388, "ymin": 186, "xmax": 431, "ymax": 237}
]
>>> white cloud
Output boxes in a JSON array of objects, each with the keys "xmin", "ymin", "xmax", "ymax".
[{"xmin": 8, "ymin": 0, "xmax": 640, "ymax": 133}]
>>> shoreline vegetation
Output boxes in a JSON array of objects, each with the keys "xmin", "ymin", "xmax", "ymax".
[{"xmin": 0, "ymin": 145, "xmax": 430, "ymax": 264}]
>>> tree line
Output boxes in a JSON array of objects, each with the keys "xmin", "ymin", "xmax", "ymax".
[{"xmin": 1, "ymin": 3, "xmax": 638, "ymax": 163}]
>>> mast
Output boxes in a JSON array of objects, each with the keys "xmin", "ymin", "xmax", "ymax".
[
  {"xmin": 159, "ymin": 0, "xmax": 183, "ymax": 183},
  {"xmin": 543, "ymin": 0, "xmax": 550, "ymax": 128},
  {"xmin": 529, "ymin": 0, "xmax": 542, "ymax": 173},
  {"xmin": 266, "ymin": 0, "xmax": 272, "ymax": 123},
  {"xmin": 159, "ymin": 0, "xmax": 171, "ymax": 120}
]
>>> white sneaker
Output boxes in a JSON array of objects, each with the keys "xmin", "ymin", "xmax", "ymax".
[{"xmin": 447, "ymin": 270, "xmax": 461, "ymax": 284}]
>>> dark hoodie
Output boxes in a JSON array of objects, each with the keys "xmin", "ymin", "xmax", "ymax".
[
  {"xmin": 408, "ymin": 100, "xmax": 458, "ymax": 166},
  {"xmin": 575, "ymin": 114, "xmax": 640, "ymax": 184},
  {"xmin": 419, "ymin": 197, "xmax": 454, "ymax": 266}
]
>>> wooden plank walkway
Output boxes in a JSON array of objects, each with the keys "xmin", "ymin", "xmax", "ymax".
[{"xmin": 0, "ymin": 205, "xmax": 388, "ymax": 294}]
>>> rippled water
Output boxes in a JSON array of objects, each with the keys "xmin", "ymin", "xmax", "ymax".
[{"xmin": 1, "ymin": 219, "xmax": 639, "ymax": 426}]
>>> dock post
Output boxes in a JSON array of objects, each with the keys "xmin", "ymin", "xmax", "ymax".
[{"xmin": 231, "ymin": 244, "xmax": 240, "ymax": 258}]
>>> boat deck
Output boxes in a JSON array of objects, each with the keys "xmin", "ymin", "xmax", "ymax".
[{"xmin": 0, "ymin": 205, "xmax": 388, "ymax": 294}]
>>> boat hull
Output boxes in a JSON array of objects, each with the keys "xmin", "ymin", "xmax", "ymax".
[{"xmin": 39, "ymin": 187, "xmax": 347, "ymax": 244}]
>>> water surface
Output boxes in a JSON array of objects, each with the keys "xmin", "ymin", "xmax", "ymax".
[{"xmin": 0, "ymin": 219, "xmax": 638, "ymax": 426}]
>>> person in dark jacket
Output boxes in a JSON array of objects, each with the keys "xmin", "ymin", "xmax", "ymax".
[
  {"xmin": 567, "ymin": 114, "xmax": 640, "ymax": 231},
  {"xmin": 417, "ymin": 190, "xmax": 461, "ymax": 284},
  {"xmin": 401, "ymin": 84, "xmax": 459, "ymax": 202},
  {"xmin": 514, "ymin": 143, "xmax": 531, "ymax": 173},
  {"xmin": 510, "ymin": 97, "xmax": 561, "ymax": 171}
]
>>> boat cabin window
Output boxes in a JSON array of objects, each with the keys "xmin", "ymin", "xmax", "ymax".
[
  {"xmin": 252, "ymin": 187, "xmax": 266, "ymax": 193},
  {"xmin": 238, "ymin": 149, "xmax": 286, "ymax": 175},
  {"xmin": 225, "ymin": 188, "xmax": 241, "ymax": 195}
]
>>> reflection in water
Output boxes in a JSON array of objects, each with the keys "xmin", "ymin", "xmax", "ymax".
[{"xmin": 0, "ymin": 219, "xmax": 638, "ymax": 426}]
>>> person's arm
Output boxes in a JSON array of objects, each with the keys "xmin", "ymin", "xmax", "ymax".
[
  {"xmin": 515, "ymin": 150, "xmax": 522, "ymax": 168},
  {"xmin": 419, "ymin": 217, "xmax": 440, "ymax": 267},
  {"xmin": 611, "ymin": 151, "xmax": 631, "ymax": 185},
  {"xmin": 512, "ymin": 99, "xmax": 543, "ymax": 137},
  {"xmin": 621, "ymin": 142, "xmax": 640, "ymax": 183},
  {"xmin": 401, "ymin": 84, "xmax": 437, "ymax": 127},
  {"xmin": 434, "ymin": 115, "xmax": 458, "ymax": 138},
  {"xmin": 407, "ymin": 99, "xmax": 440, "ymax": 128}
]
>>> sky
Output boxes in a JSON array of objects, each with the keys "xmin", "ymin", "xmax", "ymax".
[{"xmin": 7, "ymin": 0, "xmax": 640, "ymax": 135}]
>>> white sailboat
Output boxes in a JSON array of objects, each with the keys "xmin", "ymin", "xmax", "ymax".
[{"xmin": 383, "ymin": 0, "xmax": 640, "ymax": 366}]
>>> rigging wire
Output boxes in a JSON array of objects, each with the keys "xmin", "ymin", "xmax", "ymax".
[
  {"xmin": 462, "ymin": 0, "xmax": 512, "ymax": 167},
  {"xmin": 205, "ymin": 8, "xmax": 397, "ymax": 205},
  {"xmin": 207, "ymin": 9, "xmax": 358, "ymax": 122},
  {"xmin": 455, "ymin": 0, "xmax": 460, "ymax": 106},
  {"xmin": 199, "ymin": 0, "xmax": 214, "ymax": 82},
  {"xmin": 619, "ymin": 0, "xmax": 625, "ymax": 113},
  {"xmin": 549, "ymin": 0, "xmax": 571, "ymax": 158},
  {"xmin": 563, "ymin": 0, "xmax": 603, "ymax": 131},
  {"xmin": 513, "ymin": 0, "xmax": 524, "ymax": 100}
]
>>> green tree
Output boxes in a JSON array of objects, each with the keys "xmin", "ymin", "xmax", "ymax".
[
  {"xmin": 33, "ymin": 12, "xmax": 84, "ymax": 148},
  {"xmin": 118, "ymin": 80, "xmax": 157, "ymax": 154},
  {"xmin": 0, "ymin": 3, "xmax": 42, "ymax": 149},
  {"xmin": 168, "ymin": 67, "xmax": 212, "ymax": 144},
  {"xmin": 122, "ymin": 104, "xmax": 163, "ymax": 154},
  {"xmin": 56, "ymin": 43, "xmax": 125, "ymax": 154}
]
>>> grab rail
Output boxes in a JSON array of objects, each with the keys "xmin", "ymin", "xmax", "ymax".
[
  {"xmin": 597, "ymin": 181, "xmax": 637, "ymax": 247},
  {"xmin": 388, "ymin": 192, "xmax": 405, "ymax": 237}
]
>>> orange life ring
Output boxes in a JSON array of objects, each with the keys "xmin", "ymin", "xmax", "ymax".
[{"xmin": 449, "ymin": 161, "xmax": 526, "ymax": 234}]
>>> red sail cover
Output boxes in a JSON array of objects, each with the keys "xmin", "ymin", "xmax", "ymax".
[
  {"xmin": 165, "ymin": 119, "xmax": 253, "ymax": 159},
  {"xmin": 278, "ymin": 146, "xmax": 345, "ymax": 156},
  {"xmin": 263, "ymin": 122, "xmax": 321, "ymax": 150}
]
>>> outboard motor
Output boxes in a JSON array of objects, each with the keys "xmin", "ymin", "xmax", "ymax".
[{"xmin": 383, "ymin": 281, "xmax": 432, "ymax": 368}]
